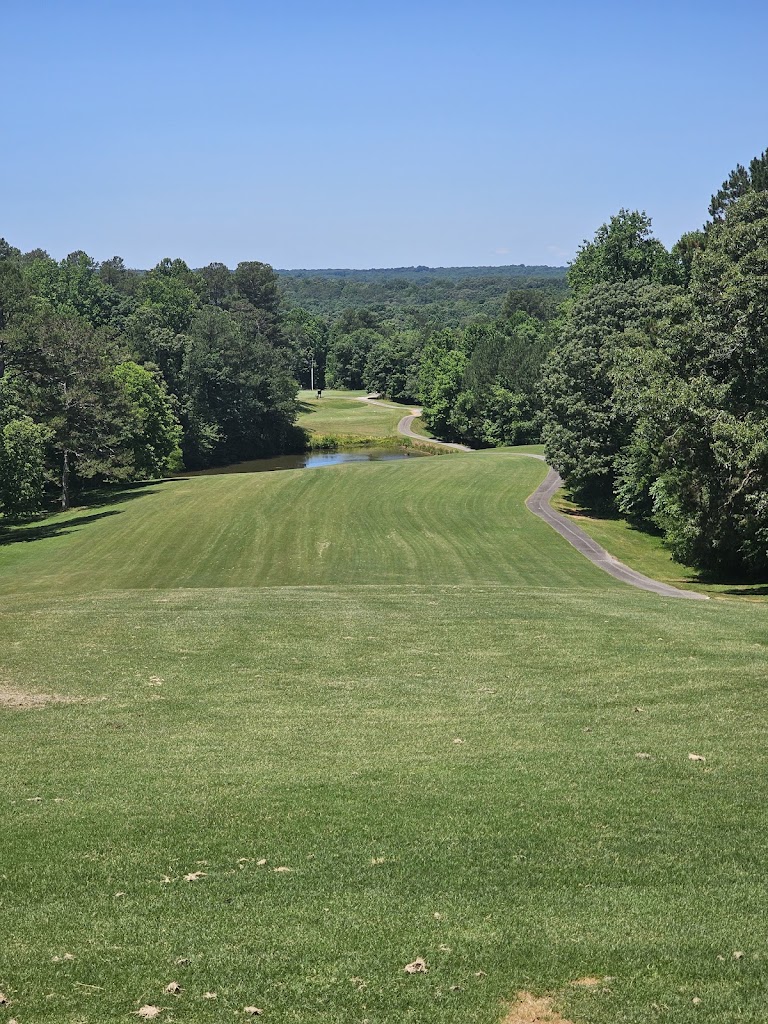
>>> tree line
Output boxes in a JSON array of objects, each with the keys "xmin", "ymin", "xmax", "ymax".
[
  {"xmin": 316, "ymin": 147, "xmax": 768, "ymax": 578},
  {"xmin": 293, "ymin": 279, "xmax": 563, "ymax": 437},
  {"xmin": 278, "ymin": 268, "xmax": 566, "ymax": 325},
  {"xmin": 4, "ymin": 145, "xmax": 765, "ymax": 579},
  {"xmin": 0, "ymin": 245, "xmax": 564, "ymax": 516},
  {"xmin": 541, "ymin": 148, "xmax": 768, "ymax": 578},
  {"xmin": 0, "ymin": 251, "xmax": 303, "ymax": 511}
]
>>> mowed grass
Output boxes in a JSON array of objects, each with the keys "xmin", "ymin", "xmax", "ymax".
[
  {"xmin": 1, "ymin": 452, "xmax": 768, "ymax": 1023},
  {"xmin": 0, "ymin": 456, "xmax": 594, "ymax": 596},
  {"xmin": 296, "ymin": 390, "xmax": 414, "ymax": 440}
]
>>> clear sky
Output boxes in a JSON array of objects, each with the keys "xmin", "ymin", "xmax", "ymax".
[{"xmin": 3, "ymin": 0, "xmax": 767, "ymax": 269}]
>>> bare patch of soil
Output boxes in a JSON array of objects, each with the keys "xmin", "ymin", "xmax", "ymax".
[
  {"xmin": 502, "ymin": 991, "xmax": 575, "ymax": 1024},
  {"xmin": 0, "ymin": 685, "xmax": 86, "ymax": 710}
]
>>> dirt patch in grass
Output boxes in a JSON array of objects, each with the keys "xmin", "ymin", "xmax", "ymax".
[
  {"xmin": 0, "ymin": 684, "xmax": 87, "ymax": 710},
  {"xmin": 501, "ymin": 991, "xmax": 574, "ymax": 1024}
]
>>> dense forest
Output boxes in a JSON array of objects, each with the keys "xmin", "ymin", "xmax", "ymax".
[
  {"xmin": 541, "ymin": 148, "xmax": 768, "ymax": 577},
  {"xmin": 277, "ymin": 266, "xmax": 567, "ymax": 323},
  {"xmin": 0, "ymin": 248, "xmax": 563, "ymax": 512},
  {"xmin": 2, "ymin": 146, "xmax": 767, "ymax": 578},
  {"xmin": 278, "ymin": 264, "xmax": 567, "ymax": 281},
  {"xmin": 286, "ymin": 270, "xmax": 566, "ymax": 439},
  {"xmin": 0, "ymin": 253, "xmax": 302, "ymax": 510}
]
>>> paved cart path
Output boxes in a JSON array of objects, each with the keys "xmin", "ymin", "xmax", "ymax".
[
  {"xmin": 396, "ymin": 411, "xmax": 474, "ymax": 451},
  {"xmin": 522, "ymin": 457, "xmax": 708, "ymax": 600},
  {"xmin": 356, "ymin": 395, "xmax": 473, "ymax": 451}
]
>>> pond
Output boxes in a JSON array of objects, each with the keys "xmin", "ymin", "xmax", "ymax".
[{"xmin": 188, "ymin": 447, "xmax": 426, "ymax": 475}]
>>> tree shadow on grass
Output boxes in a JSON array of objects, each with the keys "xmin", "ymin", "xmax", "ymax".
[
  {"xmin": 73, "ymin": 478, "xmax": 190, "ymax": 511},
  {"xmin": 558, "ymin": 492, "xmax": 768, "ymax": 597},
  {"xmin": 0, "ymin": 478, "xmax": 190, "ymax": 548},
  {"xmin": 684, "ymin": 564, "xmax": 768, "ymax": 596},
  {"xmin": 0, "ymin": 509, "xmax": 123, "ymax": 546}
]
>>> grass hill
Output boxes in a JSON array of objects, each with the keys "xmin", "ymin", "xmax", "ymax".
[{"xmin": 1, "ymin": 447, "xmax": 767, "ymax": 1023}]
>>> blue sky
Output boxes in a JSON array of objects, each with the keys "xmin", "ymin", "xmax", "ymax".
[{"xmin": 3, "ymin": 0, "xmax": 767, "ymax": 269}]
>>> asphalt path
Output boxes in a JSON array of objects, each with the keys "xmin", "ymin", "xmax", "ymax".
[
  {"xmin": 356, "ymin": 396, "xmax": 473, "ymax": 451},
  {"xmin": 397, "ymin": 412, "xmax": 474, "ymax": 452},
  {"xmin": 523, "ymin": 458, "xmax": 708, "ymax": 600},
  {"xmin": 358, "ymin": 395, "xmax": 707, "ymax": 599}
]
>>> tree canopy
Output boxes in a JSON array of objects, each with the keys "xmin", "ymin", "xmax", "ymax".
[
  {"xmin": 0, "ymin": 246, "xmax": 303, "ymax": 510},
  {"xmin": 541, "ymin": 146, "xmax": 768, "ymax": 577}
]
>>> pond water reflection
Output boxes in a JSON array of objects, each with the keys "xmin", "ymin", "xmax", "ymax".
[{"xmin": 189, "ymin": 447, "xmax": 425, "ymax": 475}]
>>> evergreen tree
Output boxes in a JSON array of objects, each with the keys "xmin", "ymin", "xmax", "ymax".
[
  {"xmin": 4, "ymin": 314, "xmax": 128, "ymax": 508},
  {"xmin": 708, "ymin": 148, "xmax": 768, "ymax": 222}
]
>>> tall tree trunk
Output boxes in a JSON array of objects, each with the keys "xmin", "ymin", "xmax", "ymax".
[{"xmin": 61, "ymin": 450, "xmax": 70, "ymax": 510}]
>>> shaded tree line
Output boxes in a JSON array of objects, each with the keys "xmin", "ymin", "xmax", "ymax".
[
  {"xmin": 0, "ymin": 248, "xmax": 302, "ymax": 513},
  {"xmin": 540, "ymin": 148, "xmax": 768, "ymax": 577}
]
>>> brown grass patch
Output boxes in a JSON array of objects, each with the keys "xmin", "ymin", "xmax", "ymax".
[
  {"xmin": 0, "ymin": 685, "xmax": 87, "ymax": 710},
  {"xmin": 502, "ymin": 991, "xmax": 575, "ymax": 1024}
]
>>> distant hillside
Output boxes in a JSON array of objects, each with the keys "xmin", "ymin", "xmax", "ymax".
[
  {"xmin": 276, "ymin": 264, "xmax": 568, "ymax": 322},
  {"xmin": 277, "ymin": 264, "xmax": 566, "ymax": 283}
]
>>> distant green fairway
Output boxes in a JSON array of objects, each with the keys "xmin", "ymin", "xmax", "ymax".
[
  {"xmin": 296, "ymin": 390, "xmax": 414, "ymax": 441},
  {"xmin": 2, "ymin": 452, "xmax": 767, "ymax": 1023}
]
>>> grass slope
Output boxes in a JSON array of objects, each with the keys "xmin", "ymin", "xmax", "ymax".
[
  {"xmin": 1, "ymin": 453, "xmax": 767, "ymax": 1024},
  {"xmin": 0, "ymin": 456, "xmax": 595, "ymax": 596},
  {"xmin": 296, "ymin": 390, "xmax": 414, "ymax": 442}
]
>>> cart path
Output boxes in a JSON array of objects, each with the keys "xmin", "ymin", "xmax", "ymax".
[
  {"xmin": 523, "ymin": 457, "xmax": 708, "ymax": 600},
  {"xmin": 397, "ymin": 412, "xmax": 474, "ymax": 451},
  {"xmin": 357, "ymin": 396, "xmax": 473, "ymax": 451},
  {"xmin": 358, "ymin": 394, "xmax": 706, "ymax": 598}
]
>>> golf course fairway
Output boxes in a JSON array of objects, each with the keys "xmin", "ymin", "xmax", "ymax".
[{"xmin": 1, "ymin": 451, "xmax": 767, "ymax": 1023}]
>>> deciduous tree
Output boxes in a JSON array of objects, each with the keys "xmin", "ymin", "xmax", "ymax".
[
  {"xmin": 567, "ymin": 210, "xmax": 679, "ymax": 298},
  {"xmin": 114, "ymin": 361, "xmax": 183, "ymax": 477}
]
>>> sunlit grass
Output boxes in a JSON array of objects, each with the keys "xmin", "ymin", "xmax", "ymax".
[
  {"xmin": 297, "ymin": 390, "xmax": 413, "ymax": 440},
  {"xmin": 1, "ymin": 452, "xmax": 767, "ymax": 1022}
]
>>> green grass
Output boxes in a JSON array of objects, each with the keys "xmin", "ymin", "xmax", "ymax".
[
  {"xmin": 403, "ymin": 416, "xmax": 434, "ymax": 439},
  {"xmin": 297, "ymin": 390, "xmax": 414, "ymax": 441},
  {"xmin": 296, "ymin": 389, "xmax": 453, "ymax": 450},
  {"xmin": 1, "ymin": 452, "xmax": 767, "ymax": 1023}
]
